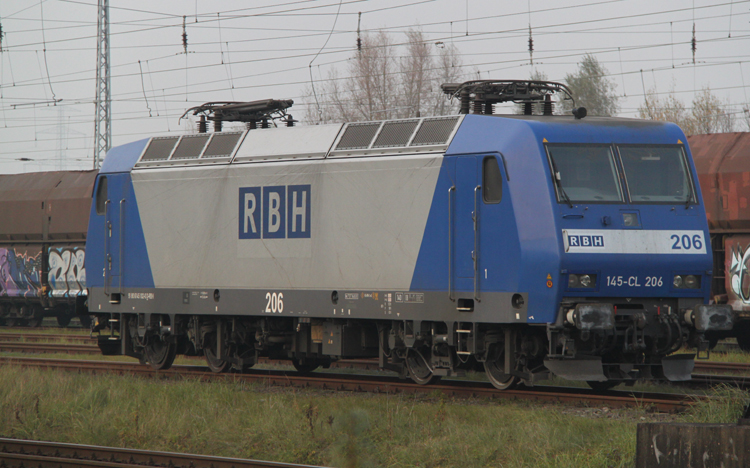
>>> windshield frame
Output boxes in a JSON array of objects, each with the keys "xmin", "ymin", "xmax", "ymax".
[
  {"xmin": 544, "ymin": 143, "xmax": 625, "ymax": 205},
  {"xmin": 615, "ymin": 143, "xmax": 697, "ymax": 205}
]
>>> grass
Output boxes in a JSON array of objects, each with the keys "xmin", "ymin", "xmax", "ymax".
[{"xmin": 0, "ymin": 365, "xmax": 748, "ymax": 468}]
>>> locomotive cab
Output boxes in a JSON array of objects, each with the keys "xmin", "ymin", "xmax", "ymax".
[{"xmin": 541, "ymin": 141, "xmax": 732, "ymax": 384}]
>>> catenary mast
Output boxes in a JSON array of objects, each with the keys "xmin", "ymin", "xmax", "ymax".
[{"xmin": 93, "ymin": 0, "xmax": 110, "ymax": 169}]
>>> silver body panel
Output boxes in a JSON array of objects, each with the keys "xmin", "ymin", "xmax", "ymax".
[{"xmin": 133, "ymin": 154, "xmax": 442, "ymax": 291}]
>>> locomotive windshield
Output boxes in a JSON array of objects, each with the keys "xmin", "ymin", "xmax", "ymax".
[
  {"xmin": 546, "ymin": 143, "xmax": 695, "ymax": 205},
  {"xmin": 546, "ymin": 144, "xmax": 623, "ymax": 203},
  {"xmin": 618, "ymin": 145, "xmax": 695, "ymax": 203}
]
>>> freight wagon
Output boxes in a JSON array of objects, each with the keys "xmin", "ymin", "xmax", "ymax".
[
  {"xmin": 0, "ymin": 170, "xmax": 96, "ymax": 327},
  {"xmin": 691, "ymin": 132, "xmax": 750, "ymax": 349}
]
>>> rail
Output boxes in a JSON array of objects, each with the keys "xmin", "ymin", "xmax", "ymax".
[{"xmin": 0, "ymin": 437, "xmax": 327, "ymax": 468}]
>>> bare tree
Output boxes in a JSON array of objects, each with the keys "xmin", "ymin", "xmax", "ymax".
[
  {"xmin": 304, "ymin": 29, "xmax": 463, "ymax": 124},
  {"xmin": 428, "ymin": 41, "xmax": 464, "ymax": 116},
  {"xmin": 560, "ymin": 53, "xmax": 620, "ymax": 116},
  {"xmin": 691, "ymin": 87, "xmax": 734, "ymax": 134},
  {"xmin": 638, "ymin": 86, "xmax": 735, "ymax": 135},
  {"xmin": 638, "ymin": 87, "xmax": 696, "ymax": 134},
  {"xmin": 400, "ymin": 29, "xmax": 431, "ymax": 118}
]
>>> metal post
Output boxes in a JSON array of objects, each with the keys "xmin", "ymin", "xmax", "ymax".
[{"xmin": 94, "ymin": 0, "xmax": 111, "ymax": 169}]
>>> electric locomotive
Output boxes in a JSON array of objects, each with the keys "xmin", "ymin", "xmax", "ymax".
[{"xmin": 86, "ymin": 81, "xmax": 731, "ymax": 390}]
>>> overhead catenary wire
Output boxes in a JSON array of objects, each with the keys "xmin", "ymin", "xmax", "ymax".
[
  {"xmin": 308, "ymin": 0, "xmax": 343, "ymax": 123},
  {"xmin": 2, "ymin": 0, "xmax": 750, "ymax": 166},
  {"xmin": 38, "ymin": 1, "xmax": 57, "ymax": 104}
]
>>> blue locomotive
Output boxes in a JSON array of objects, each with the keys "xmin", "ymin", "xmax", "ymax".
[{"xmin": 86, "ymin": 81, "xmax": 732, "ymax": 390}]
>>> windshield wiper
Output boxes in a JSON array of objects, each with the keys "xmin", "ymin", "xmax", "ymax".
[{"xmin": 549, "ymin": 157, "xmax": 573, "ymax": 208}]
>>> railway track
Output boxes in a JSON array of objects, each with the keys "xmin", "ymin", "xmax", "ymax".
[
  {"xmin": 3, "ymin": 337, "xmax": 750, "ymax": 375},
  {"xmin": 0, "ymin": 333, "xmax": 95, "ymax": 344},
  {"xmin": 0, "ymin": 437, "xmax": 326, "ymax": 468},
  {"xmin": 0, "ymin": 355, "xmax": 703, "ymax": 412},
  {"xmin": 2, "ymin": 334, "xmax": 749, "ymax": 393}
]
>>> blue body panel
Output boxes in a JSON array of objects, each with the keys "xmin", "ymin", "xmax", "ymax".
[
  {"xmin": 411, "ymin": 115, "xmax": 712, "ymax": 324},
  {"xmin": 99, "ymin": 139, "xmax": 149, "ymax": 174},
  {"xmin": 86, "ymin": 172, "xmax": 154, "ymax": 291}
]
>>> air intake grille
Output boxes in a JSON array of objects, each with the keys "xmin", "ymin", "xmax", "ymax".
[
  {"xmin": 141, "ymin": 137, "xmax": 179, "ymax": 161},
  {"xmin": 335, "ymin": 123, "xmax": 381, "ymax": 150},
  {"xmin": 171, "ymin": 135, "xmax": 210, "ymax": 159},
  {"xmin": 410, "ymin": 117, "xmax": 460, "ymax": 146},
  {"xmin": 203, "ymin": 132, "xmax": 243, "ymax": 157},
  {"xmin": 373, "ymin": 120, "xmax": 419, "ymax": 148}
]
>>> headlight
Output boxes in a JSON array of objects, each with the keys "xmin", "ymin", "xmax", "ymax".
[
  {"xmin": 579, "ymin": 274, "xmax": 592, "ymax": 287},
  {"xmin": 622, "ymin": 213, "xmax": 639, "ymax": 227},
  {"xmin": 568, "ymin": 273, "xmax": 597, "ymax": 289},
  {"xmin": 673, "ymin": 274, "xmax": 701, "ymax": 289}
]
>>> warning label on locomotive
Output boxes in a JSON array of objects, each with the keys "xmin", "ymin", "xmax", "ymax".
[
  {"xmin": 395, "ymin": 292, "xmax": 424, "ymax": 303},
  {"xmin": 127, "ymin": 292, "xmax": 155, "ymax": 301},
  {"xmin": 562, "ymin": 230, "xmax": 707, "ymax": 255}
]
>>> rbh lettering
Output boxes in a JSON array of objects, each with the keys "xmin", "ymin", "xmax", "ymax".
[
  {"xmin": 568, "ymin": 235, "xmax": 604, "ymax": 248},
  {"xmin": 239, "ymin": 185, "xmax": 311, "ymax": 239}
]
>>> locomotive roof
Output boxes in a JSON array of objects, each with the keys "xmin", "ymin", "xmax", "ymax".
[
  {"xmin": 0, "ymin": 170, "xmax": 98, "ymax": 241},
  {"xmin": 99, "ymin": 113, "xmax": 683, "ymax": 174}
]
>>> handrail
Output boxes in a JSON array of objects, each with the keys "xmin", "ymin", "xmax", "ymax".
[
  {"xmin": 448, "ymin": 186, "xmax": 455, "ymax": 301},
  {"xmin": 104, "ymin": 199, "xmax": 111, "ymax": 296},
  {"xmin": 119, "ymin": 198, "xmax": 126, "ymax": 292},
  {"xmin": 473, "ymin": 185, "xmax": 481, "ymax": 302}
]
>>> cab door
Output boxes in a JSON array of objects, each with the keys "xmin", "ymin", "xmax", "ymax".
[
  {"xmin": 103, "ymin": 174, "xmax": 125, "ymax": 297},
  {"xmin": 454, "ymin": 156, "xmax": 479, "ymax": 281},
  {"xmin": 450, "ymin": 155, "xmax": 507, "ymax": 303}
]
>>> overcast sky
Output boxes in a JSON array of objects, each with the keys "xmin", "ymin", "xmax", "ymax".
[{"xmin": 0, "ymin": 0, "xmax": 748, "ymax": 173}]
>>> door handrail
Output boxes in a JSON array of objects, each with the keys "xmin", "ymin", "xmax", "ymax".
[
  {"xmin": 448, "ymin": 185, "xmax": 455, "ymax": 301},
  {"xmin": 473, "ymin": 185, "xmax": 481, "ymax": 302},
  {"xmin": 104, "ymin": 199, "xmax": 111, "ymax": 296},
  {"xmin": 119, "ymin": 198, "xmax": 126, "ymax": 292}
]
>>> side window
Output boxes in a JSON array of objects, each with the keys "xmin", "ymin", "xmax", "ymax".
[
  {"xmin": 95, "ymin": 176, "xmax": 108, "ymax": 215},
  {"xmin": 482, "ymin": 156, "xmax": 503, "ymax": 203}
]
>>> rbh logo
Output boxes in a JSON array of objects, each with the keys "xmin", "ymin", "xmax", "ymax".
[
  {"xmin": 568, "ymin": 234, "xmax": 604, "ymax": 247},
  {"xmin": 239, "ymin": 185, "xmax": 311, "ymax": 239}
]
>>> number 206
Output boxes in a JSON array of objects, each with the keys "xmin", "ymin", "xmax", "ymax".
[
  {"xmin": 670, "ymin": 234, "xmax": 703, "ymax": 250},
  {"xmin": 265, "ymin": 292, "xmax": 284, "ymax": 313}
]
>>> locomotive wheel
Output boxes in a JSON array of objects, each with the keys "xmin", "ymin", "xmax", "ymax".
[
  {"xmin": 56, "ymin": 315, "xmax": 72, "ymax": 328},
  {"xmin": 292, "ymin": 359, "xmax": 320, "ymax": 373},
  {"xmin": 405, "ymin": 348, "xmax": 439, "ymax": 385},
  {"xmin": 203, "ymin": 333, "xmax": 232, "ymax": 374},
  {"xmin": 205, "ymin": 349, "xmax": 230, "ymax": 373},
  {"xmin": 144, "ymin": 336, "xmax": 177, "ymax": 370},
  {"xmin": 5, "ymin": 318, "xmax": 18, "ymax": 327},
  {"xmin": 484, "ymin": 343, "xmax": 517, "ymax": 390},
  {"xmin": 587, "ymin": 380, "xmax": 619, "ymax": 391}
]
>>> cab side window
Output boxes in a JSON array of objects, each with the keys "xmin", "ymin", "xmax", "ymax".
[
  {"xmin": 482, "ymin": 156, "xmax": 503, "ymax": 203},
  {"xmin": 95, "ymin": 176, "xmax": 108, "ymax": 215}
]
